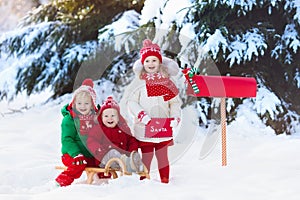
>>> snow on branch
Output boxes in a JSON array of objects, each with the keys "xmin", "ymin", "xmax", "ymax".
[
  {"xmin": 227, "ymin": 28, "xmax": 267, "ymax": 66},
  {"xmin": 212, "ymin": 0, "xmax": 265, "ymax": 14},
  {"xmin": 284, "ymin": 24, "xmax": 300, "ymax": 53},
  {"xmin": 285, "ymin": 0, "xmax": 300, "ymax": 23},
  {"xmin": 98, "ymin": 10, "xmax": 140, "ymax": 53},
  {"xmin": 0, "ymin": 21, "xmax": 68, "ymax": 57},
  {"xmin": 271, "ymin": 23, "xmax": 300, "ymax": 64},
  {"xmin": 202, "ymin": 29, "xmax": 227, "ymax": 60},
  {"xmin": 295, "ymin": 69, "xmax": 300, "ymax": 88},
  {"xmin": 62, "ymin": 41, "xmax": 97, "ymax": 64},
  {"xmin": 253, "ymin": 87, "xmax": 283, "ymax": 120}
]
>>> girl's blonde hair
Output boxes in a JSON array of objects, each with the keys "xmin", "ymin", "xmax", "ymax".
[{"xmin": 73, "ymin": 91, "xmax": 92, "ymax": 105}]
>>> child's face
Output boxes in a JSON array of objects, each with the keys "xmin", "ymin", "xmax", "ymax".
[
  {"xmin": 143, "ymin": 56, "xmax": 160, "ymax": 74},
  {"xmin": 74, "ymin": 93, "xmax": 93, "ymax": 115},
  {"xmin": 102, "ymin": 108, "xmax": 119, "ymax": 128}
]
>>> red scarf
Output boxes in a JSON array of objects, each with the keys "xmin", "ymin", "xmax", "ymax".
[
  {"xmin": 78, "ymin": 114, "xmax": 97, "ymax": 135},
  {"xmin": 141, "ymin": 73, "xmax": 179, "ymax": 101}
]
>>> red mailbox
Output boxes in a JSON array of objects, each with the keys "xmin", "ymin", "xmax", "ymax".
[
  {"xmin": 182, "ymin": 68, "xmax": 257, "ymax": 98},
  {"xmin": 182, "ymin": 68, "xmax": 257, "ymax": 166}
]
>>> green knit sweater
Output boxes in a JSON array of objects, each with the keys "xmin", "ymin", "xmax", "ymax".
[{"xmin": 60, "ymin": 104, "xmax": 93, "ymax": 158}]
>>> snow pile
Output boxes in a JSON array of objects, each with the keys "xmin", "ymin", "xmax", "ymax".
[{"xmin": 0, "ymin": 94, "xmax": 299, "ymax": 200}]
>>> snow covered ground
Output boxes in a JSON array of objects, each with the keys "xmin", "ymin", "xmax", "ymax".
[{"xmin": 0, "ymin": 93, "xmax": 299, "ymax": 200}]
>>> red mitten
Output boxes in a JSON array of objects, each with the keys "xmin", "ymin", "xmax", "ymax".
[
  {"xmin": 72, "ymin": 154, "xmax": 87, "ymax": 165},
  {"xmin": 138, "ymin": 111, "xmax": 151, "ymax": 125},
  {"xmin": 170, "ymin": 118, "xmax": 180, "ymax": 128}
]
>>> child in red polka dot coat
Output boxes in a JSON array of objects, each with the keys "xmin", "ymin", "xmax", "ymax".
[
  {"xmin": 120, "ymin": 39, "xmax": 182, "ymax": 183},
  {"xmin": 86, "ymin": 96, "xmax": 144, "ymax": 174}
]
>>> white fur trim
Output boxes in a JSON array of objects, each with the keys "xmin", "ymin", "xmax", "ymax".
[{"xmin": 133, "ymin": 56, "xmax": 180, "ymax": 77}]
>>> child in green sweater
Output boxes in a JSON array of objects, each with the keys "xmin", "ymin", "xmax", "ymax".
[{"xmin": 55, "ymin": 78, "xmax": 100, "ymax": 187}]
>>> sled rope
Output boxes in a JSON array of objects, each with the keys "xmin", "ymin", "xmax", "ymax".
[{"xmin": 221, "ymin": 98, "xmax": 227, "ymax": 166}]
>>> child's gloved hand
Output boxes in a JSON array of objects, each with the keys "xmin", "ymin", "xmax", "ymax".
[
  {"xmin": 170, "ymin": 118, "xmax": 180, "ymax": 128},
  {"xmin": 138, "ymin": 111, "xmax": 151, "ymax": 125},
  {"xmin": 72, "ymin": 154, "xmax": 87, "ymax": 165}
]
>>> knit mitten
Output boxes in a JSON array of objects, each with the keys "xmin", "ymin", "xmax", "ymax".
[
  {"xmin": 170, "ymin": 118, "xmax": 180, "ymax": 128},
  {"xmin": 72, "ymin": 154, "xmax": 87, "ymax": 166},
  {"xmin": 138, "ymin": 111, "xmax": 151, "ymax": 125}
]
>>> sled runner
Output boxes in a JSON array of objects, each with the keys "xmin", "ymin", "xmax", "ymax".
[{"xmin": 55, "ymin": 157, "xmax": 150, "ymax": 184}]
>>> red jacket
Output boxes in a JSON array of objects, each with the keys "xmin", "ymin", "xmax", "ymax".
[{"xmin": 87, "ymin": 117, "xmax": 138, "ymax": 162}]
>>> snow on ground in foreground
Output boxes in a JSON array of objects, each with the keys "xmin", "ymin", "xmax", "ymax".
[{"xmin": 0, "ymin": 95, "xmax": 299, "ymax": 200}]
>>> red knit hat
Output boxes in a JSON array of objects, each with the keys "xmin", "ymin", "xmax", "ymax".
[
  {"xmin": 139, "ymin": 39, "xmax": 162, "ymax": 64},
  {"xmin": 70, "ymin": 78, "xmax": 97, "ymax": 110},
  {"xmin": 99, "ymin": 96, "xmax": 120, "ymax": 116}
]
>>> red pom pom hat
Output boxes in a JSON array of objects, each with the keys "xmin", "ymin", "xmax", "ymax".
[
  {"xmin": 99, "ymin": 96, "xmax": 120, "ymax": 116},
  {"xmin": 139, "ymin": 39, "xmax": 163, "ymax": 65}
]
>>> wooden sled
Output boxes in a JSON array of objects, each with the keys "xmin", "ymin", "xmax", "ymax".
[{"xmin": 55, "ymin": 157, "xmax": 150, "ymax": 184}]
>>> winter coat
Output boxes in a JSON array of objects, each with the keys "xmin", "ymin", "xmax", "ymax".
[
  {"xmin": 120, "ymin": 57, "xmax": 182, "ymax": 143},
  {"xmin": 86, "ymin": 117, "xmax": 139, "ymax": 162},
  {"xmin": 60, "ymin": 104, "xmax": 95, "ymax": 158}
]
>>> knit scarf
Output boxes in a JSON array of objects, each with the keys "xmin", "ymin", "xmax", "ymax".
[
  {"xmin": 78, "ymin": 114, "xmax": 97, "ymax": 135},
  {"xmin": 67, "ymin": 105, "xmax": 98, "ymax": 135},
  {"xmin": 141, "ymin": 73, "xmax": 179, "ymax": 101}
]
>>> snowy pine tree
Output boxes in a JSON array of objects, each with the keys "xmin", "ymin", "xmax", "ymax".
[
  {"xmin": 181, "ymin": 0, "xmax": 300, "ymax": 134},
  {"xmin": 0, "ymin": 0, "xmax": 299, "ymax": 134},
  {"xmin": 0, "ymin": 0, "xmax": 144, "ymax": 99}
]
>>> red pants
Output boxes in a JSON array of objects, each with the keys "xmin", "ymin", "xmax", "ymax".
[
  {"xmin": 55, "ymin": 154, "xmax": 99, "ymax": 186},
  {"xmin": 139, "ymin": 140, "xmax": 173, "ymax": 183}
]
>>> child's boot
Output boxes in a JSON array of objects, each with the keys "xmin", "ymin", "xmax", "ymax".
[
  {"xmin": 120, "ymin": 151, "xmax": 143, "ymax": 173},
  {"xmin": 130, "ymin": 151, "xmax": 144, "ymax": 173},
  {"xmin": 120, "ymin": 154, "xmax": 132, "ymax": 173}
]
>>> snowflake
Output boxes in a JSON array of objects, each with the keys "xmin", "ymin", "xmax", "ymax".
[
  {"xmin": 145, "ymin": 73, "xmax": 156, "ymax": 80},
  {"xmin": 156, "ymin": 73, "xmax": 163, "ymax": 79}
]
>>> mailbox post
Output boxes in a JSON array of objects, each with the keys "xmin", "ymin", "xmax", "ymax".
[{"xmin": 183, "ymin": 68, "xmax": 257, "ymax": 166}]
